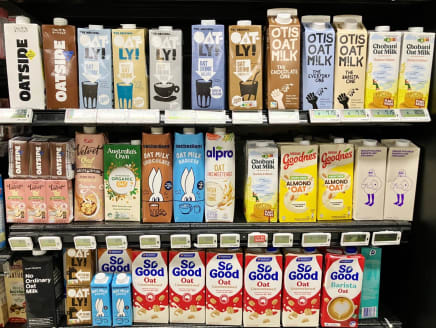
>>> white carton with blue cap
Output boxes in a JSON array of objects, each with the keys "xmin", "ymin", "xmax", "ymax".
[
  {"xmin": 91, "ymin": 272, "xmax": 113, "ymax": 326},
  {"xmin": 112, "ymin": 273, "xmax": 132, "ymax": 326}
]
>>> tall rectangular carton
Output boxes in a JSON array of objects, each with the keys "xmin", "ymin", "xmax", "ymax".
[
  {"xmin": 0, "ymin": 277, "xmax": 8, "ymax": 327},
  {"xmin": 0, "ymin": 176, "xmax": 5, "ymax": 249},
  {"xmin": 266, "ymin": 9, "xmax": 300, "ymax": 110},
  {"xmin": 112, "ymin": 273, "xmax": 133, "ymax": 326},
  {"xmin": 3, "ymin": 260, "xmax": 26, "ymax": 323},
  {"xmin": 98, "ymin": 249, "xmax": 132, "ymax": 273},
  {"xmin": 66, "ymin": 286, "xmax": 92, "ymax": 325},
  {"xmin": 64, "ymin": 248, "xmax": 95, "ymax": 286},
  {"xmin": 382, "ymin": 139, "xmax": 420, "ymax": 220},
  {"xmin": 359, "ymin": 247, "xmax": 381, "ymax": 319},
  {"xmin": 91, "ymin": 273, "xmax": 113, "ymax": 326},
  {"xmin": 29, "ymin": 138, "xmax": 51, "ymax": 179}
]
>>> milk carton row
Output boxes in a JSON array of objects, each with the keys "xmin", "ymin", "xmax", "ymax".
[{"xmin": 245, "ymin": 138, "xmax": 420, "ymax": 222}]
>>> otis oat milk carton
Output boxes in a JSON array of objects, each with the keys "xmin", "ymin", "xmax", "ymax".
[
  {"xmin": 4, "ymin": 16, "xmax": 45, "ymax": 109},
  {"xmin": 98, "ymin": 249, "xmax": 132, "ymax": 273},
  {"xmin": 169, "ymin": 250, "xmax": 205, "ymax": 323},
  {"xmin": 132, "ymin": 250, "xmax": 169, "ymax": 323},
  {"xmin": 244, "ymin": 248, "xmax": 283, "ymax": 327},
  {"xmin": 206, "ymin": 249, "xmax": 243, "ymax": 325},
  {"xmin": 282, "ymin": 248, "xmax": 322, "ymax": 327}
]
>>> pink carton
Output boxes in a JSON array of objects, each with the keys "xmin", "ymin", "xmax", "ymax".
[
  {"xmin": 4, "ymin": 179, "xmax": 27, "ymax": 223},
  {"xmin": 26, "ymin": 180, "xmax": 47, "ymax": 223},
  {"xmin": 46, "ymin": 180, "xmax": 73, "ymax": 223}
]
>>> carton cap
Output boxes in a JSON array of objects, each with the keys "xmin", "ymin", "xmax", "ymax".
[
  {"xmin": 396, "ymin": 139, "xmax": 410, "ymax": 147},
  {"xmin": 293, "ymin": 137, "xmax": 303, "ymax": 142},
  {"xmin": 237, "ymin": 20, "xmax": 252, "ymax": 26},
  {"xmin": 53, "ymin": 17, "xmax": 68, "ymax": 26},
  {"xmin": 333, "ymin": 15, "xmax": 362, "ymax": 24},
  {"xmin": 345, "ymin": 246, "xmax": 358, "ymax": 255},
  {"xmin": 267, "ymin": 8, "xmax": 298, "ymax": 17},
  {"xmin": 121, "ymin": 23, "xmax": 136, "ymax": 29},
  {"xmin": 375, "ymin": 25, "xmax": 390, "ymax": 32},
  {"xmin": 408, "ymin": 26, "xmax": 424, "ymax": 32},
  {"xmin": 334, "ymin": 137, "xmax": 345, "ymax": 144},
  {"xmin": 131, "ymin": 140, "xmax": 141, "ymax": 145},
  {"xmin": 201, "ymin": 20, "xmax": 216, "ymax": 25},
  {"xmin": 32, "ymin": 250, "xmax": 47, "ymax": 256},
  {"xmin": 83, "ymin": 126, "xmax": 97, "ymax": 134},
  {"xmin": 183, "ymin": 127, "xmax": 195, "ymax": 134},
  {"xmin": 159, "ymin": 26, "xmax": 173, "ymax": 31},
  {"xmin": 304, "ymin": 247, "xmax": 316, "ymax": 253},
  {"xmin": 214, "ymin": 127, "xmax": 226, "ymax": 135},
  {"xmin": 151, "ymin": 127, "xmax": 163, "ymax": 134},
  {"xmin": 276, "ymin": 13, "xmax": 292, "ymax": 24},
  {"xmin": 312, "ymin": 21, "xmax": 326, "ymax": 30},
  {"xmin": 16, "ymin": 16, "xmax": 30, "ymax": 24},
  {"xmin": 363, "ymin": 139, "xmax": 377, "ymax": 146},
  {"xmin": 301, "ymin": 15, "xmax": 330, "ymax": 24},
  {"xmin": 89, "ymin": 24, "xmax": 103, "ymax": 29},
  {"xmin": 344, "ymin": 19, "xmax": 358, "ymax": 30},
  {"xmin": 116, "ymin": 273, "xmax": 129, "ymax": 284},
  {"xmin": 300, "ymin": 140, "xmax": 310, "ymax": 145},
  {"xmin": 255, "ymin": 141, "xmax": 270, "ymax": 147}
]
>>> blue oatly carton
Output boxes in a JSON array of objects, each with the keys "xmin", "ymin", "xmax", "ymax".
[
  {"xmin": 191, "ymin": 20, "xmax": 225, "ymax": 109},
  {"xmin": 91, "ymin": 272, "xmax": 113, "ymax": 326},
  {"xmin": 301, "ymin": 16, "xmax": 335, "ymax": 110},
  {"xmin": 112, "ymin": 273, "xmax": 132, "ymax": 326},
  {"xmin": 78, "ymin": 25, "xmax": 113, "ymax": 108}
]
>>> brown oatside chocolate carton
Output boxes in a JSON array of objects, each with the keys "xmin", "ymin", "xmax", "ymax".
[
  {"xmin": 266, "ymin": 8, "xmax": 300, "ymax": 110},
  {"xmin": 49, "ymin": 138, "xmax": 75, "ymax": 180},
  {"xmin": 8, "ymin": 137, "xmax": 31, "ymax": 178},
  {"xmin": 29, "ymin": 137, "xmax": 51, "ymax": 179},
  {"xmin": 229, "ymin": 21, "xmax": 263, "ymax": 110},
  {"xmin": 42, "ymin": 17, "xmax": 79, "ymax": 109}
]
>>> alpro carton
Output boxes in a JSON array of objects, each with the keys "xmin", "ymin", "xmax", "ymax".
[
  {"xmin": 244, "ymin": 249, "xmax": 282, "ymax": 327},
  {"xmin": 333, "ymin": 19, "xmax": 367, "ymax": 109},
  {"xmin": 64, "ymin": 248, "xmax": 96, "ymax": 286},
  {"xmin": 91, "ymin": 273, "xmax": 113, "ymax": 326},
  {"xmin": 301, "ymin": 16, "xmax": 335, "ymax": 110},
  {"xmin": 351, "ymin": 139, "xmax": 387, "ymax": 220},
  {"xmin": 364, "ymin": 26, "xmax": 401, "ymax": 108},
  {"xmin": 4, "ymin": 16, "xmax": 45, "ymax": 109},
  {"xmin": 132, "ymin": 250, "xmax": 169, "ymax": 323},
  {"xmin": 112, "ymin": 24, "xmax": 148, "ymax": 109},
  {"xmin": 318, "ymin": 139, "xmax": 354, "ymax": 220},
  {"xmin": 112, "ymin": 273, "xmax": 133, "ymax": 326},
  {"xmin": 3, "ymin": 260, "xmax": 26, "ymax": 323},
  {"xmin": 229, "ymin": 21, "xmax": 262, "ymax": 110},
  {"xmin": 282, "ymin": 248, "xmax": 322, "ymax": 327},
  {"xmin": 397, "ymin": 27, "xmax": 435, "ymax": 108},
  {"xmin": 279, "ymin": 141, "xmax": 318, "ymax": 222},
  {"xmin": 266, "ymin": 9, "xmax": 300, "ymax": 110},
  {"xmin": 98, "ymin": 249, "xmax": 133, "ymax": 273},
  {"xmin": 206, "ymin": 249, "xmax": 243, "ymax": 325},
  {"xmin": 382, "ymin": 139, "xmax": 420, "ymax": 220},
  {"xmin": 359, "ymin": 247, "xmax": 381, "ymax": 319},
  {"xmin": 66, "ymin": 286, "xmax": 92, "ymax": 325},
  {"xmin": 169, "ymin": 250, "xmax": 205, "ymax": 323}
]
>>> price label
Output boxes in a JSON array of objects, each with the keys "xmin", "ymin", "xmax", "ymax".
[
  {"xmin": 38, "ymin": 236, "xmax": 62, "ymax": 251},
  {"xmin": 171, "ymin": 234, "xmax": 191, "ymax": 249},
  {"xmin": 139, "ymin": 235, "xmax": 161, "ymax": 249},
  {"xmin": 232, "ymin": 111, "xmax": 263, "ymax": 124},
  {"xmin": 309, "ymin": 109, "xmax": 341, "ymax": 123},
  {"xmin": 195, "ymin": 234, "xmax": 217, "ymax": 248},
  {"xmin": 126, "ymin": 109, "xmax": 161, "ymax": 124},
  {"xmin": 341, "ymin": 109, "xmax": 370, "ymax": 122},
  {"xmin": 247, "ymin": 232, "xmax": 268, "ymax": 248},
  {"xmin": 220, "ymin": 233, "xmax": 240, "ymax": 248},
  {"xmin": 369, "ymin": 109, "xmax": 399, "ymax": 121},
  {"xmin": 74, "ymin": 236, "xmax": 97, "ymax": 250},
  {"xmin": 105, "ymin": 236, "xmax": 128, "ymax": 250},
  {"xmin": 372, "ymin": 231, "xmax": 401, "ymax": 246},
  {"xmin": 195, "ymin": 110, "xmax": 228, "ymax": 124},
  {"xmin": 340, "ymin": 232, "xmax": 370, "ymax": 246},
  {"xmin": 268, "ymin": 110, "xmax": 300, "ymax": 124},
  {"xmin": 399, "ymin": 108, "xmax": 431, "ymax": 122},
  {"xmin": 165, "ymin": 110, "xmax": 196, "ymax": 124},
  {"xmin": 272, "ymin": 233, "xmax": 293, "ymax": 247},
  {"xmin": 0, "ymin": 108, "xmax": 33, "ymax": 123},
  {"xmin": 65, "ymin": 109, "xmax": 97, "ymax": 123},
  {"xmin": 97, "ymin": 109, "xmax": 127, "ymax": 123},
  {"xmin": 302, "ymin": 233, "xmax": 331, "ymax": 247},
  {"xmin": 8, "ymin": 237, "xmax": 33, "ymax": 251}
]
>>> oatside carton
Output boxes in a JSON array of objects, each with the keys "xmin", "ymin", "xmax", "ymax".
[
  {"xmin": 91, "ymin": 273, "xmax": 113, "ymax": 327},
  {"xmin": 301, "ymin": 16, "xmax": 335, "ymax": 110},
  {"xmin": 112, "ymin": 273, "xmax": 133, "ymax": 326},
  {"xmin": 192, "ymin": 20, "xmax": 225, "ymax": 109},
  {"xmin": 66, "ymin": 286, "xmax": 92, "ymax": 325},
  {"xmin": 359, "ymin": 247, "xmax": 381, "ymax": 319},
  {"xmin": 98, "ymin": 249, "xmax": 133, "ymax": 273},
  {"xmin": 78, "ymin": 25, "xmax": 113, "ymax": 109},
  {"xmin": 4, "ymin": 179, "xmax": 27, "ymax": 223},
  {"xmin": 149, "ymin": 26, "xmax": 183, "ymax": 110}
]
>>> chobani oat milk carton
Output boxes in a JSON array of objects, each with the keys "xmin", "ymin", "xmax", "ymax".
[
  {"xmin": 169, "ymin": 250, "xmax": 205, "ymax": 323},
  {"xmin": 132, "ymin": 251, "xmax": 169, "ymax": 323},
  {"xmin": 206, "ymin": 249, "xmax": 243, "ymax": 325},
  {"xmin": 243, "ymin": 248, "xmax": 282, "ymax": 327}
]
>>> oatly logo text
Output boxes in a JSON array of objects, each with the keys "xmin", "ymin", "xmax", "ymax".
[
  {"xmin": 172, "ymin": 259, "xmax": 202, "ymax": 277},
  {"xmin": 231, "ymin": 31, "xmax": 259, "ymax": 56},
  {"xmin": 194, "ymin": 31, "xmax": 223, "ymax": 56},
  {"xmin": 16, "ymin": 39, "xmax": 31, "ymax": 101},
  {"xmin": 330, "ymin": 264, "xmax": 359, "ymax": 281},
  {"xmin": 54, "ymin": 40, "xmax": 67, "ymax": 102}
]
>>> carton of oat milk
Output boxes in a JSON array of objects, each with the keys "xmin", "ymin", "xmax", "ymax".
[
  {"xmin": 4, "ymin": 179, "xmax": 27, "ymax": 223},
  {"xmin": 112, "ymin": 273, "xmax": 133, "ymax": 326},
  {"xmin": 132, "ymin": 250, "xmax": 169, "ymax": 323},
  {"xmin": 351, "ymin": 139, "xmax": 387, "ymax": 220},
  {"xmin": 382, "ymin": 139, "xmax": 420, "ymax": 220},
  {"xmin": 318, "ymin": 138, "xmax": 354, "ymax": 220},
  {"xmin": 149, "ymin": 26, "xmax": 182, "ymax": 110},
  {"xmin": 46, "ymin": 179, "xmax": 74, "ymax": 223},
  {"xmin": 282, "ymin": 248, "xmax": 322, "ymax": 327},
  {"xmin": 229, "ymin": 21, "xmax": 262, "ymax": 110},
  {"xmin": 266, "ymin": 8, "xmax": 300, "ymax": 110},
  {"xmin": 4, "ymin": 16, "xmax": 45, "ymax": 109},
  {"xmin": 301, "ymin": 16, "xmax": 335, "ymax": 110},
  {"xmin": 98, "ymin": 249, "xmax": 133, "ymax": 273},
  {"xmin": 359, "ymin": 247, "xmax": 381, "ymax": 319},
  {"xmin": 397, "ymin": 27, "xmax": 435, "ymax": 109},
  {"xmin": 321, "ymin": 248, "xmax": 365, "ymax": 327},
  {"xmin": 206, "ymin": 249, "xmax": 243, "ymax": 325},
  {"xmin": 66, "ymin": 286, "xmax": 92, "ymax": 325},
  {"xmin": 64, "ymin": 248, "xmax": 96, "ymax": 286},
  {"xmin": 0, "ymin": 276, "xmax": 8, "ymax": 326},
  {"xmin": 3, "ymin": 260, "xmax": 26, "ymax": 323},
  {"xmin": 364, "ymin": 26, "xmax": 401, "ymax": 109},
  {"xmin": 333, "ymin": 18, "xmax": 367, "ymax": 109},
  {"xmin": 279, "ymin": 141, "xmax": 318, "ymax": 222},
  {"xmin": 191, "ymin": 20, "xmax": 225, "ymax": 109},
  {"xmin": 78, "ymin": 25, "xmax": 113, "ymax": 109},
  {"xmin": 25, "ymin": 179, "xmax": 47, "ymax": 223},
  {"xmin": 244, "ymin": 141, "xmax": 278, "ymax": 222},
  {"xmin": 169, "ymin": 250, "xmax": 205, "ymax": 323},
  {"xmin": 112, "ymin": 24, "xmax": 148, "ymax": 109},
  {"xmin": 244, "ymin": 248, "xmax": 282, "ymax": 327},
  {"xmin": 91, "ymin": 273, "xmax": 113, "ymax": 327}
]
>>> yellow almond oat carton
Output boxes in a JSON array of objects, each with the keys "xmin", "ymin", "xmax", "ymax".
[
  {"xmin": 317, "ymin": 138, "xmax": 354, "ymax": 220},
  {"xmin": 279, "ymin": 141, "xmax": 318, "ymax": 222}
]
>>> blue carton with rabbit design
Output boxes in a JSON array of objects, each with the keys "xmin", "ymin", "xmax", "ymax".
[
  {"xmin": 301, "ymin": 19, "xmax": 335, "ymax": 110},
  {"xmin": 91, "ymin": 272, "xmax": 113, "ymax": 326},
  {"xmin": 173, "ymin": 132, "xmax": 204, "ymax": 222},
  {"xmin": 111, "ymin": 273, "xmax": 132, "ymax": 326}
]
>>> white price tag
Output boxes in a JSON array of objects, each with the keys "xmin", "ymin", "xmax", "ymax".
[
  {"xmin": 139, "ymin": 235, "xmax": 161, "ymax": 249},
  {"xmin": 369, "ymin": 109, "xmax": 400, "ymax": 121},
  {"xmin": 268, "ymin": 110, "xmax": 300, "ymax": 124},
  {"xmin": 0, "ymin": 108, "xmax": 33, "ymax": 123},
  {"xmin": 126, "ymin": 109, "xmax": 160, "ymax": 124},
  {"xmin": 272, "ymin": 233, "xmax": 293, "ymax": 247},
  {"xmin": 309, "ymin": 109, "xmax": 341, "ymax": 123},
  {"xmin": 195, "ymin": 110, "xmax": 228, "ymax": 124},
  {"xmin": 64, "ymin": 109, "xmax": 97, "ymax": 123},
  {"xmin": 247, "ymin": 232, "xmax": 268, "ymax": 248},
  {"xmin": 38, "ymin": 236, "xmax": 62, "ymax": 251},
  {"xmin": 74, "ymin": 236, "xmax": 97, "ymax": 250},
  {"xmin": 97, "ymin": 109, "xmax": 127, "ymax": 123},
  {"xmin": 165, "ymin": 110, "xmax": 196, "ymax": 124},
  {"xmin": 105, "ymin": 236, "xmax": 128, "ymax": 250},
  {"xmin": 171, "ymin": 234, "xmax": 191, "ymax": 249},
  {"xmin": 220, "ymin": 233, "xmax": 240, "ymax": 248},
  {"xmin": 398, "ymin": 108, "xmax": 431, "ymax": 122},
  {"xmin": 340, "ymin": 109, "xmax": 370, "ymax": 122},
  {"xmin": 8, "ymin": 237, "xmax": 33, "ymax": 251},
  {"xmin": 372, "ymin": 231, "xmax": 401, "ymax": 246},
  {"xmin": 302, "ymin": 233, "xmax": 331, "ymax": 247},
  {"xmin": 340, "ymin": 232, "xmax": 370, "ymax": 246},
  {"xmin": 195, "ymin": 234, "xmax": 217, "ymax": 248},
  {"xmin": 232, "ymin": 111, "xmax": 263, "ymax": 124}
]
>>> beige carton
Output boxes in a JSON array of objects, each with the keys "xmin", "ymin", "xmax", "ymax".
[
  {"xmin": 3, "ymin": 260, "xmax": 26, "ymax": 324},
  {"xmin": 0, "ymin": 277, "xmax": 8, "ymax": 327}
]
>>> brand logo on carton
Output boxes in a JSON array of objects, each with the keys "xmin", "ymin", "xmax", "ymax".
[
  {"xmin": 35, "ymin": 146, "xmax": 42, "ymax": 175},
  {"xmin": 193, "ymin": 30, "xmax": 223, "ymax": 56},
  {"xmin": 271, "ymin": 26, "xmax": 299, "ymax": 61},
  {"xmin": 289, "ymin": 263, "xmax": 319, "ymax": 280},
  {"xmin": 135, "ymin": 258, "xmax": 165, "ymax": 277},
  {"xmin": 16, "ymin": 39, "xmax": 31, "ymax": 101},
  {"xmin": 99, "ymin": 250, "xmax": 132, "ymax": 273},
  {"xmin": 282, "ymin": 150, "xmax": 316, "ymax": 169},
  {"xmin": 251, "ymin": 158, "xmax": 275, "ymax": 169},
  {"xmin": 209, "ymin": 260, "xmax": 239, "ymax": 278},
  {"xmin": 172, "ymin": 259, "xmax": 202, "ymax": 277},
  {"xmin": 321, "ymin": 149, "xmax": 352, "ymax": 168},
  {"xmin": 307, "ymin": 32, "xmax": 334, "ymax": 66},
  {"xmin": 151, "ymin": 34, "xmax": 178, "ymax": 61},
  {"xmin": 14, "ymin": 146, "xmax": 22, "ymax": 174},
  {"xmin": 338, "ymin": 34, "xmax": 366, "ymax": 67},
  {"xmin": 248, "ymin": 258, "xmax": 279, "ymax": 281},
  {"xmin": 206, "ymin": 146, "xmax": 234, "ymax": 160},
  {"xmin": 80, "ymin": 33, "xmax": 108, "ymax": 60},
  {"xmin": 54, "ymin": 40, "xmax": 67, "ymax": 102},
  {"xmin": 230, "ymin": 31, "xmax": 259, "ymax": 56},
  {"xmin": 55, "ymin": 146, "xmax": 63, "ymax": 175},
  {"xmin": 330, "ymin": 262, "xmax": 359, "ymax": 281}
]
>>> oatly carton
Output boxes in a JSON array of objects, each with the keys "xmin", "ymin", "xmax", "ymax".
[
  {"xmin": 64, "ymin": 248, "xmax": 96, "ymax": 286},
  {"xmin": 98, "ymin": 249, "xmax": 133, "ymax": 273},
  {"xmin": 229, "ymin": 21, "xmax": 262, "ymax": 110},
  {"xmin": 282, "ymin": 248, "xmax": 322, "ymax": 327},
  {"xmin": 266, "ymin": 8, "xmax": 300, "ymax": 110},
  {"xmin": 169, "ymin": 250, "xmax": 205, "ymax": 323},
  {"xmin": 66, "ymin": 286, "xmax": 92, "ymax": 325},
  {"xmin": 301, "ymin": 16, "xmax": 335, "ymax": 110},
  {"xmin": 206, "ymin": 249, "xmax": 243, "ymax": 325},
  {"xmin": 132, "ymin": 250, "xmax": 169, "ymax": 323},
  {"xmin": 149, "ymin": 26, "xmax": 182, "ymax": 110},
  {"xmin": 78, "ymin": 25, "xmax": 113, "ymax": 109},
  {"xmin": 192, "ymin": 20, "xmax": 225, "ymax": 109},
  {"xmin": 244, "ymin": 249, "xmax": 282, "ymax": 327}
]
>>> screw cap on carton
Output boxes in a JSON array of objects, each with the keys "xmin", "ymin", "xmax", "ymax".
[
  {"xmin": 334, "ymin": 137, "xmax": 345, "ymax": 144},
  {"xmin": 300, "ymin": 140, "xmax": 311, "ymax": 145},
  {"xmin": 151, "ymin": 127, "xmax": 163, "ymax": 134},
  {"xmin": 53, "ymin": 17, "xmax": 68, "ymax": 26},
  {"xmin": 183, "ymin": 127, "xmax": 195, "ymax": 134},
  {"xmin": 255, "ymin": 141, "xmax": 270, "ymax": 147},
  {"xmin": 267, "ymin": 8, "xmax": 298, "ymax": 17},
  {"xmin": 312, "ymin": 21, "xmax": 327, "ymax": 30},
  {"xmin": 95, "ymin": 272, "xmax": 108, "ymax": 284},
  {"xmin": 121, "ymin": 24, "xmax": 136, "ymax": 29},
  {"xmin": 304, "ymin": 247, "xmax": 316, "ymax": 253},
  {"xmin": 83, "ymin": 126, "xmax": 97, "ymax": 134},
  {"xmin": 131, "ymin": 140, "xmax": 141, "ymax": 145},
  {"xmin": 345, "ymin": 246, "xmax": 358, "ymax": 254},
  {"xmin": 116, "ymin": 273, "xmax": 129, "ymax": 284},
  {"xmin": 344, "ymin": 19, "xmax": 358, "ymax": 30},
  {"xmin": 214, "ymin": 127, "xmax": 226, "ymax": 135},
  {"xmin": 375, "ymin": 25, "xmax": 390, "ymax": 32},
  {"xmin": 89, "ymin": 24, "xmax": 103, "ymax": 30},
  {"xmin": 276, "ymin": 13, "xmax": 292, "ymax": 24},
  {"xmin": 408, "ymin": 27, "xmax": 424, "ymax": 32},
  {"xmin": 396, "ymin": 139, "xmax": 410, "ymax": 147},
  {"xmin": 201, "ymin": 19, "xmax": 216, "ymax": 25},
  {"xmin": 363, "ymin": 139, "xmax": 377, "ymax": 146},
  {"xmin": 16, "ymin": 16, "xmax": 30, "ymax": 24},
  {"xmin": 159, "ymin": 26, "xmax": 173, "ymax": 31},
  {"xmin": 237, "ymin": 20, "xmax": 252, "ymax": 26}
]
